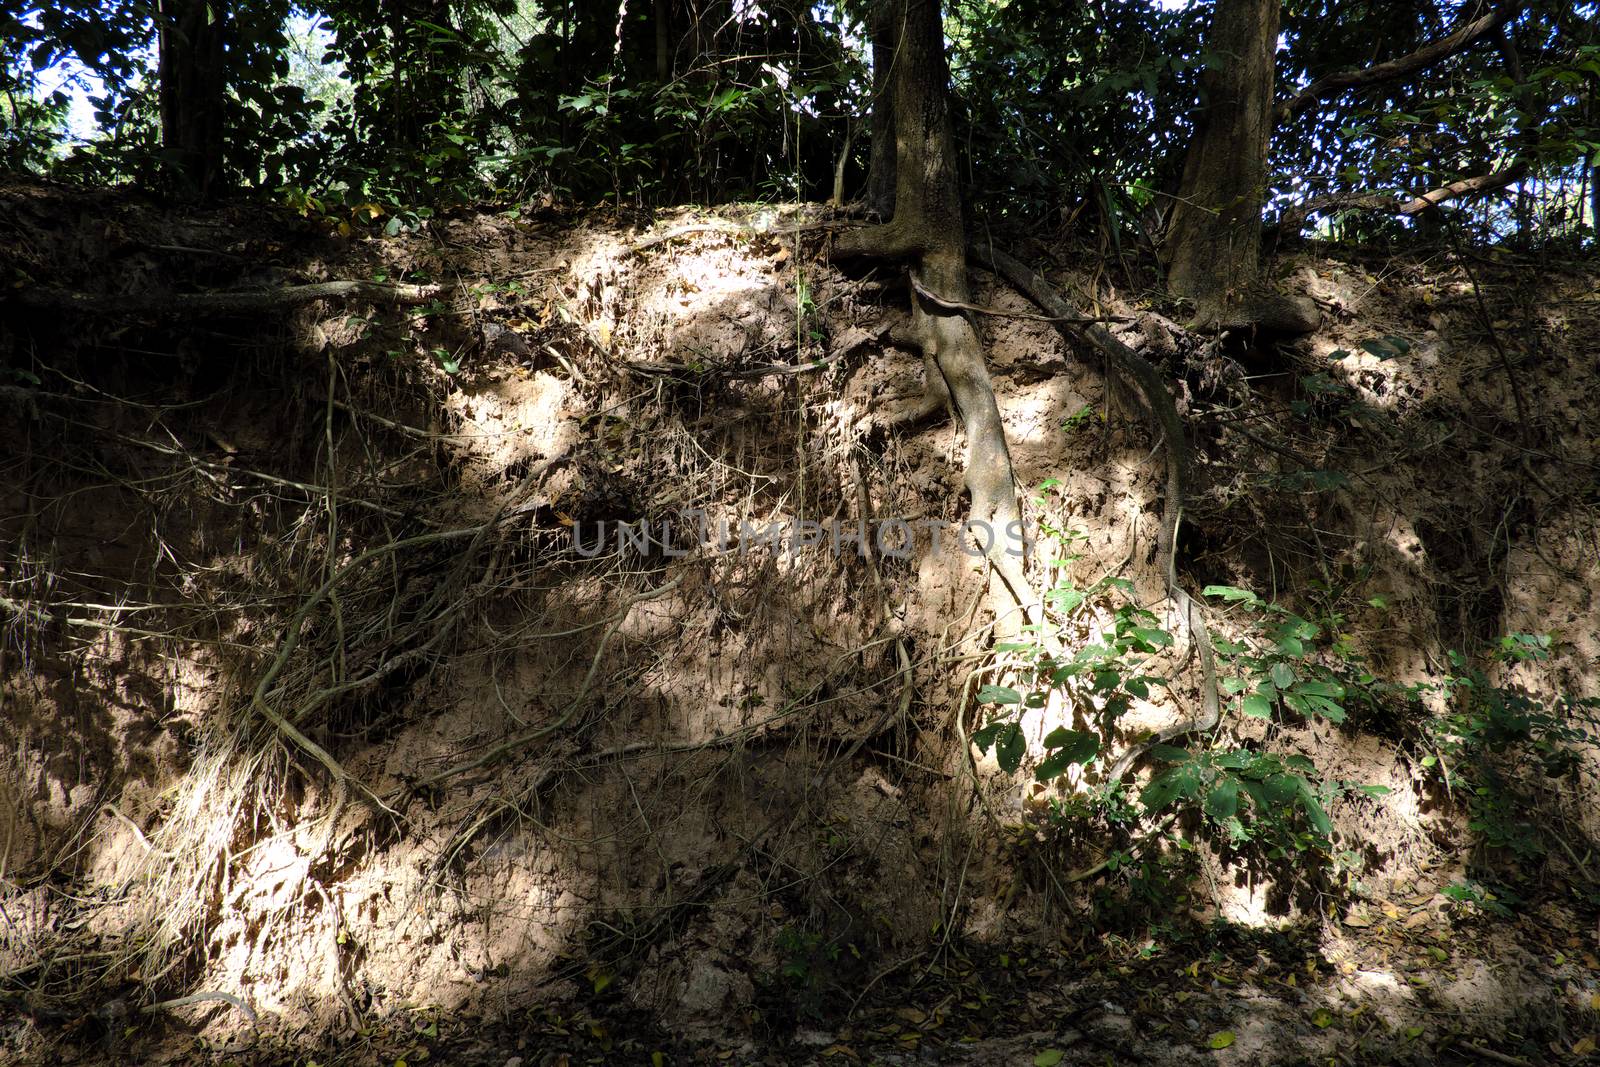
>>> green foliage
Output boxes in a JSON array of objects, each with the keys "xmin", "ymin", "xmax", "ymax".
[
  {"xmin": 1204, "ymin": 584, "xmax": 1361, "ymax": 726},
  {"xmin": 1277, "ymin": 7, "xmax": 1599, "ymax": 244},
  {"xmin": 947, "ymin": 0, "xmax": 1206, "ymax": 228},
  {"xmin": 4, "ymin": 0, "xmax": 1596, "ymax": 248},
  {"xmin": 775, "ymin": 925, "xmax": 841, "ymax": 989},
  {"xmin": 969, "ymin": 560, "xmax": 1372, "ymax": 858},
  {"xmin": 1441, "ymin": 878, "xmax": 1519, "ymax": 919},
  {"xmin": 1417, "ymin": 634, "xmax": 1600, "ymax": 862},
  {"xmin": 971, "ymin": 574, "xmax": 1169, "ymax": 778}
]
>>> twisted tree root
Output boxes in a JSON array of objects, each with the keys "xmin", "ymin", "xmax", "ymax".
[{"xmin": 971, "ymin": 246, "xmax": 1221, "ymax": 782}]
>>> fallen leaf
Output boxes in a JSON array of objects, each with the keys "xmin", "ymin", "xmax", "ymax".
[
  {"xmin": 1034, "ymin": 1051, "xmax": 1065, "ymax": 1067},
  {"xmin": 1208, "ymin": 1030, "xmax": 1235, "ymax": 1050},
  {"xmin": 1312, "ymin": 1009, "xmax": 1334, "ymax": 1028},
  {"xmin": 1574, "ymin": 1036, "xmax": 1596, "ymax": 1056}
]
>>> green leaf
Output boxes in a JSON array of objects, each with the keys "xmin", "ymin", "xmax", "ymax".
[
  {"xmin": 1150, "ymin": 744, "xmax": 1191, "ymax": 762},
  {"xmin": 970, "ymin": 723, "xmax": 1002, "ymax": 753},
  {"xmin": 1046, "ymin": 587, "xmax": 1084, "ymax": 612},
  {"xmin": 1034, "ymin": 752, "xmax": 1071, "ymax": 780},
  {"xmin": 996, "ymin": 723, "xmax": 1025, "ymax": 773},
  {"xmin": 1297, "ymin": 779, "xmax": 1333, "ymax": 835},
  {"xmin": 1208, "ymin": 1030, "xmax": 1235, "ymax": 1049},
  {"xmin": 1262, "ymin": 774, "xmax": 1299, "ymax": 804},
  {"xmin": 1033, "ymin": 1051, "xmax": 1065, "ymax": 1067},
  {"xmin": 1205, "ymin": 779, "xmax": 1240, "ymax": 820},
  {"xmin": 1203, "ymin": 585, "xmax": 1259, "ymax": 604},
  {"xmin": 1132, "ymin": 626, "xmax": 1173, "ymax": 648},
  {"xmin": 977, "ymin": 685, "xmax": 1022, "ymax": 705},
  {"xmin": 1243, "ymin": 694, "xmax": 1274, "ymax": 718},
  {"xmin": 1041, "ymin": 728, "xmax": 1100, "ymax": 767},
  {"xmin": 1141, "ymin": 764, "xmax": 1201, "ymax": 814},
  {"xmin": 1290, "ymin": 694, "xmax": 1346, "ymax": 722},
  {"xmin": 1270, "ymin": 662, "xmax": 1295, "ymax": 689}
]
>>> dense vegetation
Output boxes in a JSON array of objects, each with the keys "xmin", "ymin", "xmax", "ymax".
[{"xmin": 5, "ymin": 1, "xmax": 1596, "ymax": 241}]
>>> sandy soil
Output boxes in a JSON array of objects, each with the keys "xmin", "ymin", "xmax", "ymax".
[{"xmin": 1, "ymin": 184, "xmax": 1597, "ymax": 1065}]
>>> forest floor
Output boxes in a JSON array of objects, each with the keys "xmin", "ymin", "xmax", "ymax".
[{"xmin": 1, "ymin": 181, "xmax": 1599, "ymax": 1066}]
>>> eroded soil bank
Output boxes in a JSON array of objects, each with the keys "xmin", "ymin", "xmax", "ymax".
[{"xmin": 1, "ymin": 183, "xmax": 1598, "ymax": 1065}]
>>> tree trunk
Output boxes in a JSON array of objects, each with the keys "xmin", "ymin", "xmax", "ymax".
[
  {"xmin": 654, "ymin": 0, "xmax": 672, "ymax": 82},
  {"xmin": 835, "ymin": 0, "xmax": 1028, "ymax": 620},
  {"xmin": 1163, "ymin": 0, "xmax": 1315, "ymax": 333},
  {"xmin": 865, "ymin": 0, "xmax": 897, "ymax": 218},
  {"xmin": 157, "ymin": 0, "xmax": 227, "ymax": 201}
]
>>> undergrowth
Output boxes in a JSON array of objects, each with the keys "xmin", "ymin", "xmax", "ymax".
[{"xmin": 970, "ymin": 499, "xmax": 1600, "ymax": 917}]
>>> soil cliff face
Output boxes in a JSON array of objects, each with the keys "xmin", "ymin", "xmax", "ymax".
[{"xmin": 2, "ymin": 183, "xmax": 1598, "ymax": 1065}]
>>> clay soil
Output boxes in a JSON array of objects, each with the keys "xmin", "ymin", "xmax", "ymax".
[{"xmin": 1, "ymin": 182, "xmax": 1598, "ymax": 1066}]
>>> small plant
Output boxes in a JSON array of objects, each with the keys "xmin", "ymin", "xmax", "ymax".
[
  {"xmin": 1203, "ymin": 584, "xmax": 1360, "ymax": 725},
  {"xmin": 971, "ymin": 552, "xmax": 1396, "ymax": 868},
  {"xmin": 1442, "ymin": 878, "xmax": 1518, "ymax": 918},
  {"xmin": 971, "ymin": 574, "xmax": 1170, "ymax": 782},
  {"xmin": 1418, "ymin": 634, "xmax": 1600, "ymax": 862},
  {"xmin": 430, "ymin": 347, "xmax": 462, "ymax": 375}
]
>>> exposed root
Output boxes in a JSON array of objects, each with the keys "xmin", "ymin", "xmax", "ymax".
[
  {"xmin": 11, "ymin": 279, "xmax": 453, "ymax": 316},
  {"xmin": 973, "ymin": 245, "xmax": 1221, "ymax": 780}
]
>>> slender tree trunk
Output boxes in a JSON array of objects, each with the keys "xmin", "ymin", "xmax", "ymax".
[
  {"xmin": 1163, "ymin": 0, "xmax": 1314, "ymax": 332},
  {"xmin": 835, "ymin": 0, "xmax": 1028, "ymax": 621},
  {"xmin": 1591, "ymin": 162, "xmax": 1599, "ymax": 249},
  {"xmin": 865, "ymin": 1, "xmax": 897, "ymax": 218},
  {"xmin": 654, "ymin": 0, "xmax": 671, "ymax": 82},
  {"xmin": 157, "ymin": 0, "xmax": 226, "ymax": 200}
]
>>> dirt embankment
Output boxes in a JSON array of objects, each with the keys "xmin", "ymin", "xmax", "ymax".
[{"xmin": 1, "ymin": 182, "xmax": 1598, "ymax": 1065}]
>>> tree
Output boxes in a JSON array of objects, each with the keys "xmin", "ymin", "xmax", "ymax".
[
  {"xmin": 1162, "ymin": 0, "xmax": 1316, "ymax": 333},
  {"xmin": 157, "ymin": 0, "xmax": 228, "ymax": 199},
  {"xmin": 1166, "ymin": 0, "xmax": 1528, "ymax": 330},
  {"xmin": 864, "ymin": 0, "xmax": 896, "ymax": 218},
  {"xmin": 837, "ymin": 0, "xmax": 1028, "ymax": 613}
]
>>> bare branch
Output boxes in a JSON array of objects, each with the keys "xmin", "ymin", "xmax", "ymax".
[
  {"xmin": 1398, "ymin": 162, "xmax": 1529, "ymax": 214},
  {"xmin": 1278, "ymin": 2, "xmax": 1521, "ymax": 121}
]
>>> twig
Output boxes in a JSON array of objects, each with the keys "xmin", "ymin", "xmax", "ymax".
[
  {"xmin": 408, "ymin": 574, "xmax": 684, "ymax": 790},
  {"xmin": 1453, "ymin": 1040, "xmax": 1535, "ymax": 1067},
  {"xmin": 139, "ymin": 990, "xmax": 258, "ymax": 1026}
]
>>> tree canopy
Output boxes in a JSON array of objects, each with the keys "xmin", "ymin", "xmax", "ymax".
[{"xmin": 3, "ymin": 0, "xmax": 1595, "ymax": 246}]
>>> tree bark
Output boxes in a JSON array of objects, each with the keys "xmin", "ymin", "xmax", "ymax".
[
  {"xmin": 865, "ymin": 0, "xmax": 897, "ymax": 218},
  {"xmin": 1399, "ymin": 163, "xmax": 1529, "ymax": 215},
  {"xmin": 1163, "ymin": 0, "xmax": 1314, "ymax": 333},
  {"xmin": 157, "ymin": 0, "xmax": 227, "ymax": 200},
  {"xmin": 834, "ymin": 0, "xmax": 1028, "ymax": 618},
  {"xmin": 654, "ymin": 0, "xmax": 672, "ymax": 82}
]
